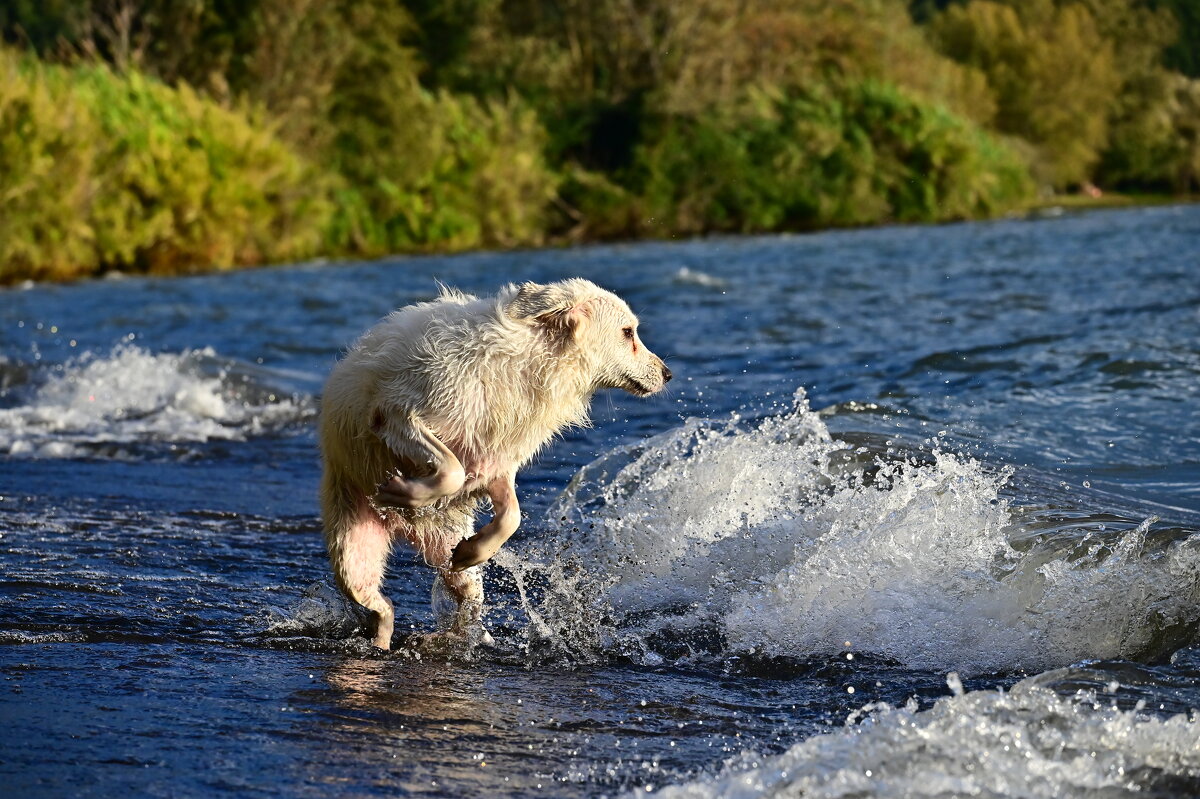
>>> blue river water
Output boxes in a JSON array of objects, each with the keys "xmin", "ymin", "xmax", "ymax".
[{"xmin": 1, "ymin": 204, "xmax": 1198, "ymax": 797}]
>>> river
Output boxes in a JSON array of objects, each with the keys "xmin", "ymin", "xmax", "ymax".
[{"xmin": 2, "ymin": 204, "xmax": 1198, "ymax": 797}]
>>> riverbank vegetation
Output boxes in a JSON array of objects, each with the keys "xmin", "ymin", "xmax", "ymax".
[{"xmin": 1, "ymin": 0, "xmax": 1197, "ymax": 283}]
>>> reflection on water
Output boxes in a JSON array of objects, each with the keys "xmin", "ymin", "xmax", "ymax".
[{"xmin": 307, "ymin": 660, "xmax": 509, "ymax": 796}]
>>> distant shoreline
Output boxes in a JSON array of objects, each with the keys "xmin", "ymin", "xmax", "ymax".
[
  {"xmin": 6, "ymin": 0, "xmax": 1197, "ymax": 290},
  {"xmin": 1021, "ymin": 192, "xmax": 1196, "ymax": 214},
  {"xmin": 3, "ymin": 194, "xmax": 1193, "ymax": 290}
]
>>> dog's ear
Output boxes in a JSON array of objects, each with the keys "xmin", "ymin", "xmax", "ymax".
[{"xmin": 506, "ymin": 282, "xmax": 591, "ymax": 333}]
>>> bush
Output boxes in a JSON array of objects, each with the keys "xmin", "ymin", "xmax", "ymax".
[
  {"xmin": 0, "ymin": 48, "xmax": 97, "ymax": 282},
  {"xmin": 0, "ymin": 49, "xmax": 331, "ymax": 282},
  {"xmin": 617, "ymin": 80, "xmax": 1032, "ymax": 237},
  {"xmin": 326, "ymin": 89, "xmax": 557, "ymax": 254}
]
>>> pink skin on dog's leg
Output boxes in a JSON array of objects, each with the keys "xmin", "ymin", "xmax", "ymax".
[
  {"xmin": 449, "ymin": 475, "xmax": 520, "ymax": 572},
  {"xmin": 334, "ymin": 497, "xmax": 395, "ymax": 650}
]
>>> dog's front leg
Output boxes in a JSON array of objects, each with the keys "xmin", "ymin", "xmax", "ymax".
[
  {"xmin": 371, "ymin": 410, "xmax": 466, "ymax": 508},
  {"xmin": 449, "ymin": 475, "xmax": 520, "ymax": 571}
]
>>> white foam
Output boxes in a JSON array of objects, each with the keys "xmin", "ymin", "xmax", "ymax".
[
  {"xmin": 0, "ymin": 344, "xmax": 311, "ymax": 458},
  {"xmin": 650, "ymin": 677, "xmax": 1200, "ymax": 798},
  {"xmin": 538, "ymin": 390, "xmax": 1200, "ymax": 673},
  {"xmin": 673, "ymin": 267, "xmax": 729, "ymax": 289},
  {"xmin": 263, "ymin": 582, "xmax": 362, "ymax": 639}
]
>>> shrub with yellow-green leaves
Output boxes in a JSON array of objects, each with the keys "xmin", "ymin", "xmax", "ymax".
[
  {"xmin": 324, "ymin": 86, "xmax": 556, "ymax": 255},
  {"xmin": 1, "ymin": 50, "xmax": 98, "ymax": 282},
  {"xmin": 0, "ymin": 49, "xmax": 331, "ymax": 283}
]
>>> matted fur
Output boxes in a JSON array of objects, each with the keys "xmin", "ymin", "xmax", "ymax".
[{"xmin": 319, "ymin": 278, "xmax": 670, "ymax": 649}]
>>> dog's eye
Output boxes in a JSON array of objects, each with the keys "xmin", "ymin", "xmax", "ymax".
[{"xmin": 622, "ymin": 327, "xmax": 634, "ymax": 340}]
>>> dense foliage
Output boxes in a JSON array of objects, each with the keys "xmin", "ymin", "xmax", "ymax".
[
  {"xmin": 572, "ymin": 81, "xmax": 1032, "ymax": 239},
  {"xmin": 0, "ymin": 48, "xmax": 329, "ymax": 281},
  {"xmin": 0, "ymin": 0, "xmax": 1195, "ymax": 282}
]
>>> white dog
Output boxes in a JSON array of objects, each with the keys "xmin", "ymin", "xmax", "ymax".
[{"xmin": 319, "ymin": 279, "xmax": 671, "ymax": 649}]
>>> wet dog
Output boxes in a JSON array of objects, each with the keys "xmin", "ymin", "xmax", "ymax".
[{"xmin": 319, "ymin": 279, "xmax": 671, "ymax": 649}]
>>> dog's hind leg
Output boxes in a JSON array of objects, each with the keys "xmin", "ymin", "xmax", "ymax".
[
  {"xmin": 326, "ymin": 492, "xmax": 395, "ymax": 650},
  {"xmin": 371, "ymin": 410, "xmax": 466, "ymax": 509}
]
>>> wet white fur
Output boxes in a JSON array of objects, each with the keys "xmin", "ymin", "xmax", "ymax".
[{"xmin": 319, "ymin": 279, "xmax": 669, "ymax": 649}]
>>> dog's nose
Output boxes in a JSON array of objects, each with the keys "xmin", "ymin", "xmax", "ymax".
[{"xmin": 662, "ymin": 364, "xmax": 673, "ymax": 383}]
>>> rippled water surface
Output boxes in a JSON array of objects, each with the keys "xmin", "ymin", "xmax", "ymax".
[{"xmin": 2, "ymin": 205, "xmax": 1199, "ymax": 798}]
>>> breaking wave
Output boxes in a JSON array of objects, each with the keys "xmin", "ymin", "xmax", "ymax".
[
  {"xmin": 649, "ymin": 673, "xmax": 1200, "ymax": 799},
  {"xmin": 0, "ymin": 344, "xmax": 314, "ymax": 458},
  {"xmin": 503, "ymin": 390, "xmax": 1200, "ymax": 674}
]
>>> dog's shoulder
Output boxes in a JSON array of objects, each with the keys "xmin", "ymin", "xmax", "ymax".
[{"xmin": 348, "ymin": 290, "xmax": 515, "ymax": 374}]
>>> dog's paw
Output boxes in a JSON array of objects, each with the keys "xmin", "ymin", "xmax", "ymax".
[
  {"xmin": 449, "ymin": 508, "xmax": 518, "ymax": 570},
  {"xmin": 373, "ymin": 476, "xmax": 434, "ymax": 509},
  {"xmin": 448, "ymin": 537, "xmax": 485, "ymax": 571}
]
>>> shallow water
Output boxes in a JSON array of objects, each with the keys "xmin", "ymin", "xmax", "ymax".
[{"xmin": 2, "ymin": 205, "xmax": 1199, "ymax": 797}]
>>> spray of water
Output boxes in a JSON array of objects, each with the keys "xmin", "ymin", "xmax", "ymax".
[
  {"xmin": 0, "ymin": 344, "xmax": 311, "ymax": 457},
  {"xmin": 651, "ymin": 674, "xmax": 1200, "ymax": 799},
  {"xmin": 498, "ymin": 389, "xmax": 1200, "ymax": 674}
]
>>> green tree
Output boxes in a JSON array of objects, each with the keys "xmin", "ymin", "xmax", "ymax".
[
  {"xmin": 1153, "ymin": 0, "xmax": 1200, "ymax": 78},
  {"xmin": 606, "ymin": 80, "xmax": 1032, "ymax": 237},
  {"xmin": 1165, "ymin": 73, "xmax": 1200, "ymax": 190},
  {"xmin": 1077, "ymin": 0, "xmax": 1189, "ymax": 190},
  {"xmin": 932, "ymin": 0, "xmax": 1121, "ymax": 188}
]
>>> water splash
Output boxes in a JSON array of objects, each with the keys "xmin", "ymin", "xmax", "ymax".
[
  {"xmin": 672, "ymin": 267, "xmax": 729, "ymax": 290},
  {"xmin": 508, "ymin": 390, "xmax": 1200, "ymax": 673},
  {"xmin": 262, "ymin": 582, "xmax": 363, "ymax": 640},
  {"xmin": 0, "ymin": 344, "xmax": 312, "ymax": 458},
  {"xmin": 650, "ymin": 676, "xmax": 1200, "ymax": 798}
]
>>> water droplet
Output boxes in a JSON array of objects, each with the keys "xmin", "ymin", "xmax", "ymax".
[{"xmin": 946, "ymin": 672, "xmax": 964, "ymax": 696}]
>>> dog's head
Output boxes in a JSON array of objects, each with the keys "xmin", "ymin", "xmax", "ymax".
[{"xmin": 505, "ymin": 279, "xmax": 672, "ymax": 396}]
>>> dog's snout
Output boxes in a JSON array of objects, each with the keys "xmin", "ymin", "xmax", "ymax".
[{"xmin": 661, "ymin": 364, "xmax": 673, "ymax": 383}]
